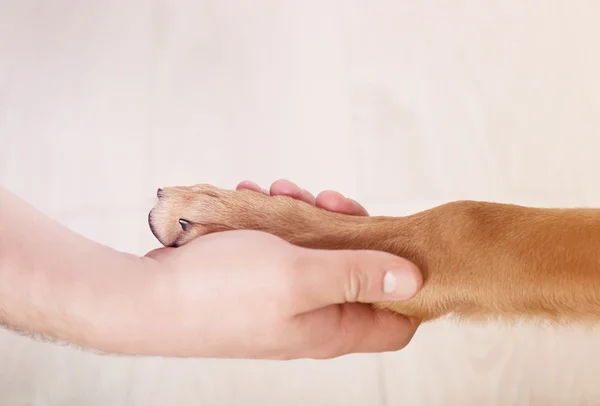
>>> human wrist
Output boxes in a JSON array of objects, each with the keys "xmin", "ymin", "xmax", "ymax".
[
  {"xmin": 0, "ymin": 187, "xmax": 167, "ymax": 354},
  {"xmin": 1, "ymin": 247, "xmax": 148, "ymax": 352},
  {"xmin": 61, "ymin": 253, "xmax": 164, "ymax": 355}
]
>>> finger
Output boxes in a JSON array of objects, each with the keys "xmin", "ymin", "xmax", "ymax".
[
  {"xmin": 269, "ymin": 179, "xmax": 316, "ymax": 205},
  {"xmin": 292, "ymin": 248, "xmax": 422, "ymax": 313},
  {"xmin": 315, "ymin": 191, "xmax": 369, "ymax": 216},
  {"xmin": 296, "ymin": 304, "xmax": 420, "ymax": 358},
  {"xmin": 236, "ymin": 180, "xmax": 269, "ymax": 195},
  {"xmin": 336, "ymin": 305, "xmax": 419, "ymax": 355},
  {"xmin": 335, "ymin": 305, "xmax": 419, "ymax": 355}
]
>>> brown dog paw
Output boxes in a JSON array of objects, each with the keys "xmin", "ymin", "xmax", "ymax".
[
  {"xmin": 149, "ymin": 184, "xmax": 255, "ymax": 246},
  {"xmin": 148, "ymin": 184, "xmax": 321, "ymax": 247}
]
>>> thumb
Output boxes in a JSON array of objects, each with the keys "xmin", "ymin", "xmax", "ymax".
[{"xmin": 293, "ymin": 248, "xmax": 423, "ymax": 312}]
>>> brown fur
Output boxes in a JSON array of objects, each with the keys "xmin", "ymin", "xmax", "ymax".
[{"xmin": 148, "ymin": 184, "xmax": 600, "ymax": 323}]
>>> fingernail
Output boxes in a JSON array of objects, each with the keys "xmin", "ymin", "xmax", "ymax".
[{"xmin": 383, "ymin": 270, "xmax": 419, "ymax": 300}]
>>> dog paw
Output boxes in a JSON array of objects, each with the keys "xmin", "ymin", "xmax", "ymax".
[
  {"xmin": 148, "ymin": 184, "xmax": 292, "ymax": 247},
  {"xmin": 149, "ymin": 184, "xmax": 241, "ymax": 246}
]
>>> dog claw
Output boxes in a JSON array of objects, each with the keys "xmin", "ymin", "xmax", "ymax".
[{"xmin": 178, "ymin": 219, "xmax": 191, "ymax": 231}]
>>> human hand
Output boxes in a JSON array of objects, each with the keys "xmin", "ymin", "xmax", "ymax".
[
  {"xmin": 137, "ymin": 180, "xmax": 422, "ymax": 359},
  {"xmin": 142, "ymin": 230, "xmax": 420, "ymax": 359}
]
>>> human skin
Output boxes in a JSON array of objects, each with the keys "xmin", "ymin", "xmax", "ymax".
[{"xmin": 0, "ymin": 180, "xmax": 422, "ymax": 359}]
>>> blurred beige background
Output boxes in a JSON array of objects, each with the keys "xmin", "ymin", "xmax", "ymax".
[{"xmin": 2, "ymin": 1, "xmax": 600, "ymax": 405}]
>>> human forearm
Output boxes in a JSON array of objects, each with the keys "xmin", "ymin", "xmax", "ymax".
[{"xmin": 0, "ymin": 187, "xmax": 153, "ymax": 351}]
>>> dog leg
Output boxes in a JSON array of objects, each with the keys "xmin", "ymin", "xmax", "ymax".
[{"xmin": 149, "ymin": 184, "xmax": 600, "ymax": 323}]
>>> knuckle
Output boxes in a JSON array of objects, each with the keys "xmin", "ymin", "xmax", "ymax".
[{"xmin": 345, "ymin": 255, "xmax": 368, "ymax": 303}]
